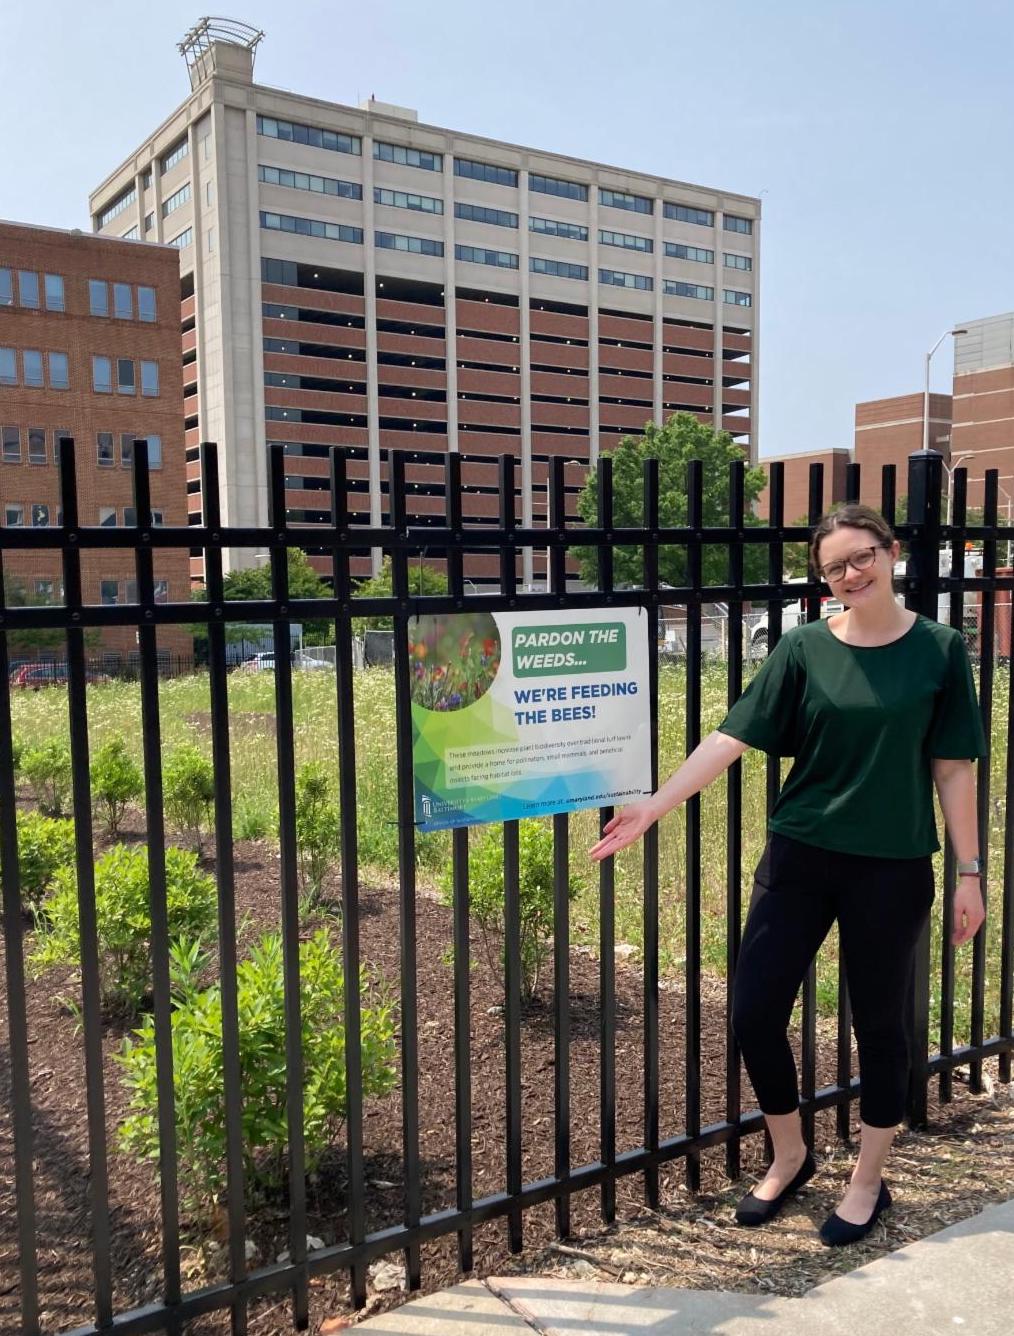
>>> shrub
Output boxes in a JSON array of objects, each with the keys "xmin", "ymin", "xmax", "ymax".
[
  {"xmin": 295, "ymin": 762, "xmax": 341, "ymax": 910},
  {"xmin": 2, "ymin": 812, "xmax": 76, "ymax": 910},
  {"xmin": 90, "ymin": 737, "xmax": 144, "ymax": 837},
  {"xmin": 31, "ymin": 843, "xmax": 217, "ymax": 1012},
  {"xmin": 163, "ymin": 747, "xmax": 215, "ymax": 853},
  {"xmin": 439, "ymin": 819, "xmax": 581, "ymax": 1000},
  {"xmin": 11, "ymin": 737, "xmax": 24, "ymax": 774},
  {"xmin": 21, "ymin": 739, "xmax": 73, "ymax": 816},
  {"xmin": 118, "ymin": 928, "xmax": 398, "ymax": 1224}
]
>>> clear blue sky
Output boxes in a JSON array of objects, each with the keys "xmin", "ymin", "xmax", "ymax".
[{"xmin": 3, "ymin": 0, "xmax": 1012, "ymax": 458}]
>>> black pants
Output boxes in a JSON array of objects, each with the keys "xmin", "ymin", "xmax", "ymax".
[{"xmin": 731, "ymin": 833, "xmax": 935, "ymax": 1129}]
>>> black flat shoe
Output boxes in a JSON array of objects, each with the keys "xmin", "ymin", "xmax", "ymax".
[
  {"xmin": 734, "ymin": 1150, "xmax": 816, "ymax": 1226},
  {"xmin": 819, "ymin": 1179, "xmax": 892, "ymax": 1246}
]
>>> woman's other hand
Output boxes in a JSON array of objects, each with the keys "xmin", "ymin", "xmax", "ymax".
[
  {"xmin": 589, "ymin": 798, "xmax": 662, "ymax": 862},
  {"xmin": 952, "ymin": 876, "xmax": 985, "ymax": 946}
]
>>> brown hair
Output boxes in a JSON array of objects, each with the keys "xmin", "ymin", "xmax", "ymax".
[{"xmin": 809, "ymin": 503, "xmax": 896, "ymax": 573}]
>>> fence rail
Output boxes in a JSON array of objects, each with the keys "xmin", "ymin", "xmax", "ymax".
[{"xmin": 1, "ymin": 439, "xmax": 1013, "ymax": 1336}]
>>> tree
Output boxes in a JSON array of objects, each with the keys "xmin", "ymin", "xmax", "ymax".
[
  {"xmin": 352, "ymin": 556, "xmax": 448, "ymax": 633},
  {"xmin": 190, "ymin": 548, "xmax": 333, "ymax": 642},
  {"xmin": 573, "ymin": 414, "xmax": 768, "ymax": 589}
]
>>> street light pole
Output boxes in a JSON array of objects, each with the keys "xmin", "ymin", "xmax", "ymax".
[
  {"xmin": 943, "ymin": 452, "xmax": 973, "ymax": 527},
  {"xmin": 923, "ymin": 326, "xmax": 968, "ymax": 454}
]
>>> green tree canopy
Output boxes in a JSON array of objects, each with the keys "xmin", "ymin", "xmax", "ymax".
[
  {"xmin": 191, "ymin": 548, "xmax": 333, "ymax": 639},
  {"xmin": 352, "ymin": 556, "xmax": 448, "ymax": 632},
  {"xmin": 573, "ymin": 413, "xmax": 768, "ymax": 589}
]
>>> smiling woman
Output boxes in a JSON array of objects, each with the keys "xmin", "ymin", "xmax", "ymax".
[{"xmin": 591, "ymin": 501, "xmax": 988, "ymax": 1248}]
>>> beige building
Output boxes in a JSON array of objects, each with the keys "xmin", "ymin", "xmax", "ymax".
[
  {"xmin": 88, "ymin": 21, "xmax": 759, "ymax": 584},
  {"xmin": 951, "ymin": 313, "xmax": 1014, "ymax": 516}
]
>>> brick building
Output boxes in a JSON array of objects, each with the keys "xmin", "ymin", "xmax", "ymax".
[
  {"xmin": 756, "ymin": 448, "xmax": 850, "ymax": 523},
  {"xmin": 0, "ymin": 221, "xmax": 190, "ymax": 664},
  {"xmin": 951, "ymin": 314, "xmax": 1014, "ymax": 516},
  {"xmin": 853, "ymin": 392, "xmax": 952, "ymax": 509},
  {"xmin": 88, "ymin": 22, "xmax": 758, "ymax": 588}
]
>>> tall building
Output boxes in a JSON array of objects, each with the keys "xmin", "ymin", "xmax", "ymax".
[
  {"xmin": 87, "ymin": 21, "xmax": 759, "ymax": 585},
  {"xmin": 952, "ymin": 313, "xmax": 1014, "ymax": 516},
  {"xmin": 0, "ymin": 221, "xmax": 190, "ymax": 663},
  {"xmin": 853, "ymin": 392, "xmax": 952, "ymax": 509}
]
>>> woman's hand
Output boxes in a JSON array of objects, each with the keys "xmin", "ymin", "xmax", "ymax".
[
  {"xmin": 952, "ymin": 876, "xmax": 985, "ymax": 946},
  {"xmin": 589, "ymin": 798, "xmax": 662, "ymax": 862}
]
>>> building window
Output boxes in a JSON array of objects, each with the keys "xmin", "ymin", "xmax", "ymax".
[
  {"xmin": 168, "ymin": 228, "xmax": 193, "ymax": 250},
  {"xmin": 375, "ymin": 231, "xmax": 444, "ymax": 256},
  {"xmin": 48, "ymin": 352, "xmax": 69, "ymax": 389},
  {"xmin": 664, "ymin": 279, "xmax": 714, "ymax": 300},
  {"xmin": 375, "ymin": 186, "xmax": 443, "ymax": 214},
  {"xmin": 529, "ymin": 216, "xmax": 588, "ymax": 241},
  {"xmin": 137, "ymin": 286, "xmax": 157, "ymax": 322},
  {"xmin": 724, "ymin": 288, "xmax": 752, "ymax": 306},
  {"xmin": 113, "ymin": 283, "xmax": 133, "ymax": 319},
  {"xmin": 666, "ymin": 242, "xmax": 714, "ymax": 263},
  {"xmin": 141, "ymin": 361, "xmax": 159, "ymax": 397},
  {"xmin": 599, "ymin": 187, "xmax": 652, "ymax": 214},
  {"xmin": 207, "ymin": 227, "xmax": 215, "ymax": 252},
  {"xmin": 455, "ymin": 243, "xmax": 519, "ymax": 269},
  {"xmin": 117, "ymin": 358, "xmax": 136, "ymax": 394},
  {"xmin": 664, "ymin": 202, "xmax": 714, "ymax": 226},
  {"xmin": 259, "ymin": 212, "xmax": 363, "ymax": 244},
  {"xmin": 530, "ymin": 256, "xmax": 588, "ymax": 280},
  {"xmin": 2, "ymin": 426, "xmax": 20, "ymax": 463},
  {"xmin": 200, "ymin": 134, "xmax": 212, "ymax": 163},
  {"xmin": 28, "ymin": 429, "xmax": 47, "ymax": 464},
  {"xmin": 162, "ymin": 182, "xmax": 192, "ymax": 217},
  {"xmin": 0, "ymin": 269, "xmax": 12, "ymax": 306},
  {"xmin": 256, "ymin": 115, "xmax": 361, "ymax": 156},
  {"xmin": 124, "ymin": 506, "xmax": 136, "ymax": 527},
  {"xmin": 145, "ymin": 436, "xmax": 163, "ymax": 468},
  {"xmin": 5, "ymin": 504, "xmax": 23, "ymax": 525},
  {"xmin": 206, "ymin": 181, "xmax": 213, "ymax": 206},
  {"xmin": 23, "ymin": 350, "xmax": 44, "ymax": 387},
  {"xmin": 97, "ymin": 432, "xmax": 115, "ymax": 466},
  {"xmin": 724, "ymin": 214, "xmax": 753, "ymax": 235},
  {"xmin": 121, "ymin": 225, "xmax": 140, "ymax": 240},
  {"xmin": 31, "ymin": 504, "xmax": 49, "ymax": 528},
  {"xmin": 599, "ymin": 228, "xmax": 653, "ymax": 253},
  {"xmin": 599, "ymin": 268, "xmax": 653, "ymax": 290},
  {"xmin": 18, "ymin": 271, "xmax": 40, "ymax": 308},
  {"xmin": 154, "ymin": 579, "xmax": 169, "ymax": 603},
  {"xmin": 92, "ymin": 356, "xmax": 112, "ymax": 393},
  {"xmin": 96, "ymin": 186, "xmax": 137, "ymax": 228},
  {"xmin": 89, "ymin": 279, "xmax": 109, "ymax": 316},
  {"xmin": 160, "ymin": 138, "xmax": 189, "ymax": 173},
  {"xmin": 44, "ymin": 274, "xmax": 65, "ymax": 311},
  {"xmin": 373, "ymin": 141, "xmax": 442, "ymax": 171},
  {"xmin": 454, "ymin": 157, "xmax": 518, "ymax": 187},
  {"xmin": 259, "ymin": 163, "xmax": 363, "ymax": 200},
  {"xmin": 142, "ymin": 169, "xmax": 152, "ymax": 190},
  {"xmin": 529, "ymin": 173, "xmax": 588, "ymax": 202},
  {"xmin": 144, "ymin": 212, "xmax": 155, "ymax": 232},
  {"xmin": 0, "ymin": 348, "xmax": 17, "ymax": 385},
  {"xmin": 100, "ymin": 579, "xmax": 120, "ymax": 604},
  {"xmin": 455, "ymin": 201, "xmax": 518, "ymax": 228},
  {"xmin": 99, "ymin": 507, "xmax": 117, "ymax": 528},
  {"xmin": 120, "ymin": 435, "xmax": 134, "ymax": 467},
  {"xmin": 724, "ymin": 252, "xmax": 753, "ymax": 271}
]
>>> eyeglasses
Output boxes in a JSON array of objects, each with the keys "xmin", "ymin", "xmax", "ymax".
[{"xmin": 818, "ymin": 545, "xmax": 883, "ymax": 583}]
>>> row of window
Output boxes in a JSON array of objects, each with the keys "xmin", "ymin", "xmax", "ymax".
[
  {"xmin": 2, "ymin": 425, "xmax": 66, "ymax": 464},
  {"xmin": 162, "ymin": 182, "xmax": 192, "ymax": 217},
  {"xmin": 89, "ymin": 280, "xmax": 157, "ymax": 321},
  {"xmin": 2, "ymin": 428, "xmax": 163, "ymax": 470},
  {"xmin": 169, "ymin": 228, "xmax": 193, "ymax": 250},
  {"xmin": 91, "ymin": 356, "xmax": 160, "ymax": 397},
  {"xmin": 260, "ymin": 163, "xmax": 363, "ymax": 200},
  {"xmin": 94, "ymin": 139, "xmax": 191, "ymax": 228},
  {"xmin": 98, "ymin": 579, "xmax": 170, "ymax": 606},
  {"xmin": 0, "ymin": 269, "xmax": 65, "ymax": 311},
  {"xmin": 260, "ymin": 211, "xmax": 363, "ymax": 243},
  {"xmin": 0, "ymin": 349, "xmax": 69, "ymax": 389}
]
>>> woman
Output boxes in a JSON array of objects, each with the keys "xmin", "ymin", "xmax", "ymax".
[{"xmin": 590, "ymin": 504, "xmax": 987, "ymax": 1246}]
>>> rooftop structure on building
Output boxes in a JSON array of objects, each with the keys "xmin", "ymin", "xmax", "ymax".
[
  {"xmin": 88, "ymin": 21, "xmax": 759, "ymax": 584},
  {"xmin": 952, "ymin": 314, "xmax": 1014, "ymax": 513}
]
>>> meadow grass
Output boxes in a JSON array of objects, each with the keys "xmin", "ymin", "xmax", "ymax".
[{"xmin": 9, "ymin": 658, "xmax": 1009, "ymax": 1047}]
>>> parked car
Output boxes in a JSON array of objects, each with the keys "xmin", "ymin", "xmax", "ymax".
[
  {"xmin": 238, "ymin": 653, "xmax": 276, "ymax": 672},
  {"xmin": 747, "ymin": 580, "xmax": 844, "ymax": 659},
  {"xmin": 10, "ymin": 662, "xmax": 110, "ymax": 689}
]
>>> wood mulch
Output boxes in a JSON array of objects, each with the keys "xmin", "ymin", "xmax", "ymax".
[{"xmin": 1, "ymin": 819, "xmax": 1012, "ymax": 1334}]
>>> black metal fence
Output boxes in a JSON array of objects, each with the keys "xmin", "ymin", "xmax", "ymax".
[{"xmin": 1, "ymin": 440, "xmax": 1012, "ymax": 1336}]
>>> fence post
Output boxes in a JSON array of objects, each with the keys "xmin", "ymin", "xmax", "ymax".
[{"xmin": 904, "ymin": 449, "xmax": 944, "ymax": 1128}]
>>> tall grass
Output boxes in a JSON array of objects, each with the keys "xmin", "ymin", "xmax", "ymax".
[{"xmin": 9, "ymin": 659, "xmax": 1008, "ymax": 1046}]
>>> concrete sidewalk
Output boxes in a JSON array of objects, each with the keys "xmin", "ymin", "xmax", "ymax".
[{"xmin": 352, "ymin": 1196, "xmax": 1014, "ymax": 1334}]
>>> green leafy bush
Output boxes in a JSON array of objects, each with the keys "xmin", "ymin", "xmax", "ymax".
[
  {"xmin": 10, "ymin": 737, "xmax": 24, "ymax": 774},
  {"xmin": 118, "ymin": 928, "xmax": 398, "ymax": 1223},
  {"xmin": 163, "ymin": 747, "xmax": 215, "ymax": 853},
  {"xmin": 295, "ymin": 762, "xmax": 341, "ymax": 911},
  {"xmin": 439, "ymin": 819, "xmax": 581, "ymax": 1000},
  {"xmin": 3, "ymin": 812, "xmax": 76, "ymax": 909},
  {"xmin": 90, "ymin": 737, "xmax": 144, "ymax": 837},
  {"xmin": 21, "ymin": 739, "xmax": 73, "ymax": 816},
  {"xmin": 31, "ymin": 843, "xmax": 217, "ymax": 1012}
]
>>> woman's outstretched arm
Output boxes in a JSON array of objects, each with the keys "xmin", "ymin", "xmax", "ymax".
[{"xmin": 589, "ymin": 729, "xmax": 749, "ymax": 862}]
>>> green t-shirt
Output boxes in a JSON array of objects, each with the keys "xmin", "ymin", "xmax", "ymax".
[{"xmin": 718, "ymin": 615, "xmax": 987, "ymax": 858}]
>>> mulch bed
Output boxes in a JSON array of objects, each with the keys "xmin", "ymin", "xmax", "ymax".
[{"xmin": 1, "ymin": 818, "xmax": 1012, "ymax": 1334}]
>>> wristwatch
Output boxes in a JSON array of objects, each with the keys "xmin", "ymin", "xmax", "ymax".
[{"xmin": 956, "ymin": 856, "xmax": 984, "ymax": 877}]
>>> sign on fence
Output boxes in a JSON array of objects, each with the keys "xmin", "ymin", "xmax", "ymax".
[{"xmin": 410, "ymin": 606, "xmax": 652, "ymax": 830}]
